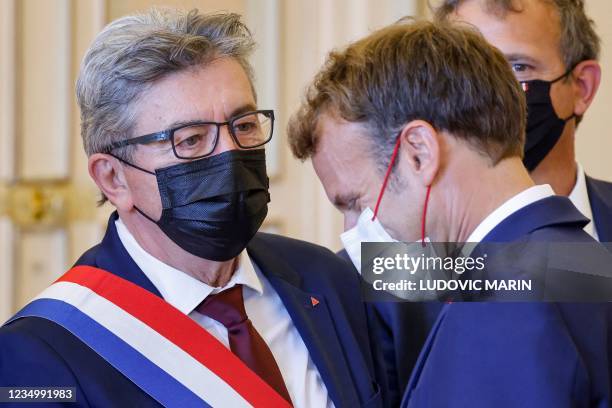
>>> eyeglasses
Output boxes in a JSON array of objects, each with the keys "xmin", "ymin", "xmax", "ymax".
[{"xmin": 105, "ymin": 110, "xmax": 274, "ymax": 160}]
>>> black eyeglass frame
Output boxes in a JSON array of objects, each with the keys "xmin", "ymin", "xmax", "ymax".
[{"xmin": 105, "ymin": 109, "xmax": 275, "ymax": 160}]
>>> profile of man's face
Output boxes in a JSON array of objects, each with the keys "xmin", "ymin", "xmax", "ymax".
[
  {"xmin": 311, "ymin": 113, "xmax": 380, "ymax": 230},
  {"xmin": 122, "ymin": 57, "xmax": 257, "ymax": 219},
  {"xmin": 452, "ymin": 0, "xmax": 575, "ymax": 121},
  {"xmin": 311, "ymin": 112, "xmax": 422, "ymax": 241}
]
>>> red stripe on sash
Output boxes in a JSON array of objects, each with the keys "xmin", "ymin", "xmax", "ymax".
[{"xmin": 57, "ymin": 265, "xmax": 292, "ymax": 408}]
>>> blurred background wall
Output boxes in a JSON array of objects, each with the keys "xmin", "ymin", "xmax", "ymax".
[{"xmin": 0, "ymin": 0, "xmax": 610, "ymax": 321}]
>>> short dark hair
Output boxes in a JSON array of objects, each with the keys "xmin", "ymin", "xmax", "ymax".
[
  {"xmin": 434, "ymin": 0, "xmax": 601, "ymax": 69},
  {"xmin": 288, "ymin": 20, "xmax": 525, "ymax": 167}
]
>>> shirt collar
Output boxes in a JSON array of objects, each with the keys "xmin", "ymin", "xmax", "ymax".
[
  {"xmin": 568, "ymin": 163, "xmax": 598, "ymax": 239},
  {"xmin": 115, "ymin": 217, "xmax": 263, "ymax": 315},
  {"xmin": 466, "ymin": 184, "xmax": 555, "ymax": 243}
]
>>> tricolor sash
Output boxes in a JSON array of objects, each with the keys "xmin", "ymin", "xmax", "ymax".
[{"xmin": 5, "ymin": 265, "xmax": 292, "ymax": 408}]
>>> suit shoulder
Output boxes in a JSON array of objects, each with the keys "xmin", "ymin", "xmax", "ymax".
[
  {"xmin": 1, "ymin": 318, "xmax": 162, "ymax": 406},
  {"xmin": 254, "ymin": 232, "xmax": 345, "ymax": 262},
  {"xmin": 0, "ymin": 317, "xmax": 73, "ymax": 363},
  {"xmin": 0, "ymin": 318, "xmax": 80, "ymax": 387},
  {"xmin": 74, "ymin": 242, "xmax": 102, "ymax": 267},
  {"xmin": 252, "ymin": 232, "xmax": 356, "ymax": 277}
]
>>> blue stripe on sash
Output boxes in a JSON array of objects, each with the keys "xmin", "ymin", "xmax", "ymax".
[{"xmin": 9, "ymin": 298, "xmax": 211, "ymax": 408}]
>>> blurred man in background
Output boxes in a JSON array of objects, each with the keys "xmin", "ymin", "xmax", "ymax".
[
  {"xmin": 437, "ymin": 0, "xmax": 612, "ymax": 242},
  {"xmin": 289, "ymin": 20, "xmax": 612, "ymax": 407},
  {"xmin": 0, "ymin": 9, "xmax": 381, "ymax": 407}
]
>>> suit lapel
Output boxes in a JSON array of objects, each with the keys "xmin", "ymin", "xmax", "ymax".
[
  {"xmin": 586, "ymin": 176, "xmax": 612, "ymax": 242},
  {"xmin": 247, "ymin": 236, "xmax": 361, "ymax": 408}
]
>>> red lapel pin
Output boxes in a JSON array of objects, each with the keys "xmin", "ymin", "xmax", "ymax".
[{"xmin": 310, "ymin": 296, "xmax": 320, "ymax": 307}]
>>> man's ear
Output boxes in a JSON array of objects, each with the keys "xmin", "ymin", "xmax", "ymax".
[
  {"xmin": 572, "ymin": 60, "xmax": 601, "ymax": 117},
  {"xmin": 88, "ymin": 153, "xmax": 133, "ymax": 211},
  {"xmin": 398, "ymin": 120, "xmax": 440, "ymax": 187}
]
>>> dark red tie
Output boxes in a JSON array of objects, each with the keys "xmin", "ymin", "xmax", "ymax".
[{"xmin": 196, "ymin": 285, "xmax": 292, "ymax": 404}]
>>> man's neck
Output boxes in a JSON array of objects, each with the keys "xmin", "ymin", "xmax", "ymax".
[
  {"xmin": 117, "ymin": 210, "xmax": 237, "ymax": 287},
  {"xmin": 530, "ymin": 128, "xmax": 577, "ymax": 196},
  {"xmin": 531, "ymin": 159, "xmax": 577, "ymax": 196},
  {"xmin": 436, "ymin": 156, "xmax": 536, "ymax": 242}
]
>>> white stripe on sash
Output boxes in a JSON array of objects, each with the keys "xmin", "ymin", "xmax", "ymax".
[{"xmin": 36, "ymin": 282, "xmax": 252, "ymax": 408}]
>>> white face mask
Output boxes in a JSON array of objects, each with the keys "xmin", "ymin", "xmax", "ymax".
[
  {"xmin": 340, "ymin": 207, "xmax": 396, "ymax": 272},
  {"xmin": 340, "ymin": 207, "xmax": 433, "ymax": 270},
  {"xmin": 340, "ymin": 207, "xmax": 440, "ymax": 300}
]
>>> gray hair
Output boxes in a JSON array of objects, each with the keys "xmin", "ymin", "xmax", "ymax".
[
  {"xmin": 76, "ymin": 8, "xmax": 256, "ymax": 161},
  {"xmin": 434, "ymin": 0, "xmax": 601, "ymax": 69}
]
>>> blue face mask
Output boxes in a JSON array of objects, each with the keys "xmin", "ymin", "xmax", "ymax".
[{"xmin": 116, "ymin": 149, "xmax": 270, "ymax": 261}]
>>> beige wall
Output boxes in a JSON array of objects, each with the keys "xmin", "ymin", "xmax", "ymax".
[
  {"xmin": 577, "ymin": 1, "xmax": 612, "ymax": 181},
  {"xmin": 275, "ymin": 0, "xmax": 424, "ymax": 251},
  {"xmin": 108, "ymin": 0, "xmax": 245, "ymax": 19}
]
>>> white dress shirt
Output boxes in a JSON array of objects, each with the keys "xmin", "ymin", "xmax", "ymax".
[
  {"xmin": 569, "ymin": 163, "xmax": 599, "ymax": 240},
  {"xmin": 115, "ymin": 218, "xmax": 333, "ymax": 408},
  {"xmin": 466, "ymin": 184, "xmax": 555, "ymax": 243}
]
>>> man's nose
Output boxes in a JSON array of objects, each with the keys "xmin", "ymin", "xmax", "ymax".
[{"xmin": 213, "ymin": 125, "xmax": 240, "ymax": 155}]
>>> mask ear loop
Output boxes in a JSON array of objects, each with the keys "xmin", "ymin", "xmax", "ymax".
[
  {"xmin": 421, "ymin": 185, "xmax": 432, "ymax": 248},
  {"xmin": 549, "ymin": 64, "xmax": 580, "ymax": 123},
  {"xmin": 548, "ymin": 61, "xmax": 581, "ymax": 86},
  {"xmin": 372, "ymin": 136, "xmax": 402, "ymax": 221},
  {"xmin": 107, "ymin": 153, "xmax": 159, "ymax": 222},
  {"xmin": 371, "ymin": 134, "xmax": 432, "ymax": 247},
  {"xmin": 108, "ymin": 153, "xmax": 156, "ymax": 175}
]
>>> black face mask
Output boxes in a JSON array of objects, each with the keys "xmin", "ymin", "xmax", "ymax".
[
  {"xmin": 522, "ymin": 69, "xmax": 576, "ymax": 171},
  {"xmin": 117, "ymin": 149, "xmax": 270, "ymax": 262}
]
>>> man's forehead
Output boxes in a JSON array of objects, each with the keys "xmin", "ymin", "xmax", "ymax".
[
  {"xmin": 132, "ymin": 58, "xmax": 256, "ymax": 134},
  {"xmin": 452, "ymin": 0, "xmax": 562, "ymax": 60},
  {"xmin": 314, "ymin": 111, "xmax": 371, "ymax": 152},
  {"xmin": 312, "ymin": 112, "xmax": 374, "ymax": 201},
  {"xmin": 452, "ymin": 0, "xmax": 561, "ymax": 33},
  {"xmin": 453, "ymin": 0, "xmax": 558, "ymax": 16}
]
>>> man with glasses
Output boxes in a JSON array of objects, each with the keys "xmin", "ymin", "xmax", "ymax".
[{"xmin": 0, "ymin": 9, "xmax": 382, "ymax": 407}]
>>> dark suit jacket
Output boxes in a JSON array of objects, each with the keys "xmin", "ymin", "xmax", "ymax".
[
  {"xmin": 587, "ymin": 175, "xmax": 612, "ymax": 242},
  {"xmin": 362, "ymin": 196, "xmax": 612, "ymax": 407},
  {"xmin": 0, "ymin": 213, "xmax": 382, "ymax": 408}
]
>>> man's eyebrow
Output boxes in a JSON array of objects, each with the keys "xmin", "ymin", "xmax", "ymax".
[
  {"xmin": 504, "ymin": 53, "xmax": 539, "ymax": 65},
  {"xmin": 164, "ymin": 119, "xmax": 205, "ymax": 129},
  {"xmin": 163, "ymin": 104, "xmax": 259, "ymax": 129},
  {"xmin": 228, "ymin": 103, "xmax": 258, "ymax": 119}
]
